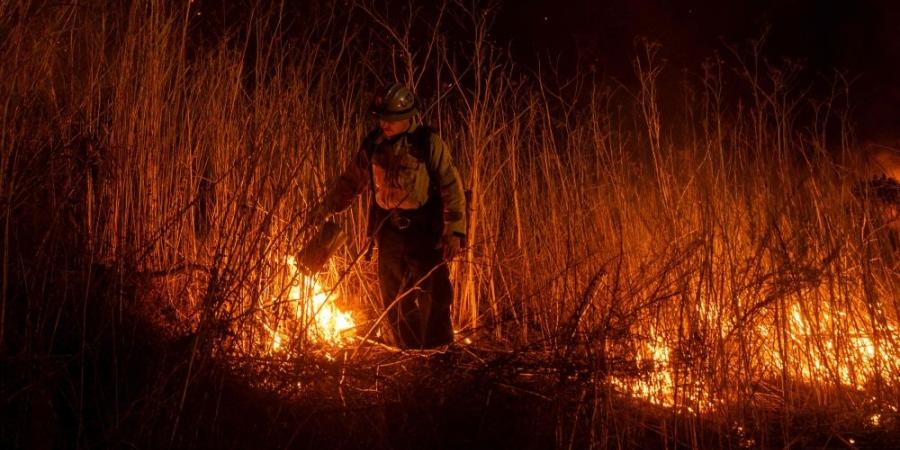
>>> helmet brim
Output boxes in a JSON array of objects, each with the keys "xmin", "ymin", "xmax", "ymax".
[{"xmin": 371, "ymin": 107, "xmax": 418, "ymax": 121}]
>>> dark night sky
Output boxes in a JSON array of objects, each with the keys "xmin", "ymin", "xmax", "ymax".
[
  {"xmin": 491, "ymin": 0, "xmax": 900, "ymax": 139},
  {"xmin": 202, "ymin": 0, "xmax": 900, "ymax": 139},
  {"xmin": 494, "ymin": 0, "xmax": 898, "ymax": 75}
]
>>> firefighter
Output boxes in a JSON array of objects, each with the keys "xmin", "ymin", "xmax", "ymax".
[{"xmin": 315, "ymin": 83, "xmax": 466, "ymax": 349}]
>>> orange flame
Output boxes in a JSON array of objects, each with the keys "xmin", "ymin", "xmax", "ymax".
[
  {"xmin": 286, "ymin": 256, "xmax": 355, "ymax": 344},
  {"xmin": 261, "ymin": 257, "xmax": 355, "ymax": 353},
  {"xmin": 613, "ymin": 297, "xmax": 899, "ymax": 411}
]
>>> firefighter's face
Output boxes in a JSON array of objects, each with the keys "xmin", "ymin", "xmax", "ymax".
[{"xmin": 379, "ymin": 118, "xmax": 411, "ymax": 137}]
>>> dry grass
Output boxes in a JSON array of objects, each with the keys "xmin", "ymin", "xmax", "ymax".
[{"xmin": 2, "ymin": 0, "xmax": 899, "ymax": 448}]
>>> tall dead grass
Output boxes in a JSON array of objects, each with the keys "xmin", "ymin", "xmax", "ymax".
[{"xmin": 2, "ymin": 0, "xmax": 898, "ymax": 447}]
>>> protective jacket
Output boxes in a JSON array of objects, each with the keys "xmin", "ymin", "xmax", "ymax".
[{"xmin": 324, "ymin": 122, "xmax": 466, "ymax": 237}]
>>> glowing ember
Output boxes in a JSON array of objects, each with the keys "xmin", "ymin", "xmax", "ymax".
[{"xmin": 870, "ymin": 413, "xmax": 882, "ymax": 427}]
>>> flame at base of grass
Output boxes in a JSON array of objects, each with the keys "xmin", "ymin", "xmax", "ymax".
[
  {"xmin": 611, "ymin": 331, "xmax": 674, "ymax": 408},
  {"xmin": 263, "ymin": 257, "xmax": 355, "ymax": 352},
  {"xmin": 776, "ymin": 303, "xmax": 899, "ymax": 389},
  {"xmin": 611, "ymin": 299, "xmax": 899, "ymax": 413},
  {"xmin": 287, "ymin": 256, "xmax": 355, "ymax": 344},
  {"xmin": 610, "ymin": 328, "xmax": 717, "ymax": 413}
]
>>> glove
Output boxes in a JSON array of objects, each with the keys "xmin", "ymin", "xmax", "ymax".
[
  {"xmin": 306, "ymin": 201, "xmax": 331, "ymax": 226},
  {"xmin": 437, "ymin": 233, "xmax": 464, "ymax": 261}
]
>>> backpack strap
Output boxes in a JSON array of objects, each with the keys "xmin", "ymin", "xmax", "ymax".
[
  {"xmin": 409, "ymin": 125, "xmax": 441, "ymax": 196},
  {"xmin": 363, "ymin": 129, "xmax": 385, "ymax": 239}
]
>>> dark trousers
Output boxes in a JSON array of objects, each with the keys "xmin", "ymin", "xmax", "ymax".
[{"xmin": 376, "ymin": 216, "xmax": 454, "ymax": 349}]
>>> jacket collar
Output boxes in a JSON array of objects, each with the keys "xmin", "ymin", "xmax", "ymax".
[{"xmin": 382, "ymin": 120, "xmax": 419, "ymax": 146}]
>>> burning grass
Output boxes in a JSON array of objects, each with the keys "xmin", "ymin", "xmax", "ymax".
[{"xmin": 2, "ymin": 0, "xmax": 900, "ymax": 448}]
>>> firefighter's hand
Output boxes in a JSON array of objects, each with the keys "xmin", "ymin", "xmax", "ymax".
[
  {"xmin": 437, "ymin": 233, "xmax": 464, "ymax": 261},
  {"xmin": 306, "ymin": 202, "xmax": 330, "ymax": 226}
]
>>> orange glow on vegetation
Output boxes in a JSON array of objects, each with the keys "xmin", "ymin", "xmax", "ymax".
[
  {"xmin": 285, "ymin": 256, "xmax": 355, "ymax": 345},
  {"xmin": 257, "ymin": 256, "xmax": 355, "ymax": 355},
  {"xmin": 611, "ymin": 294, "xmax": 900, "ymax": 411}
]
